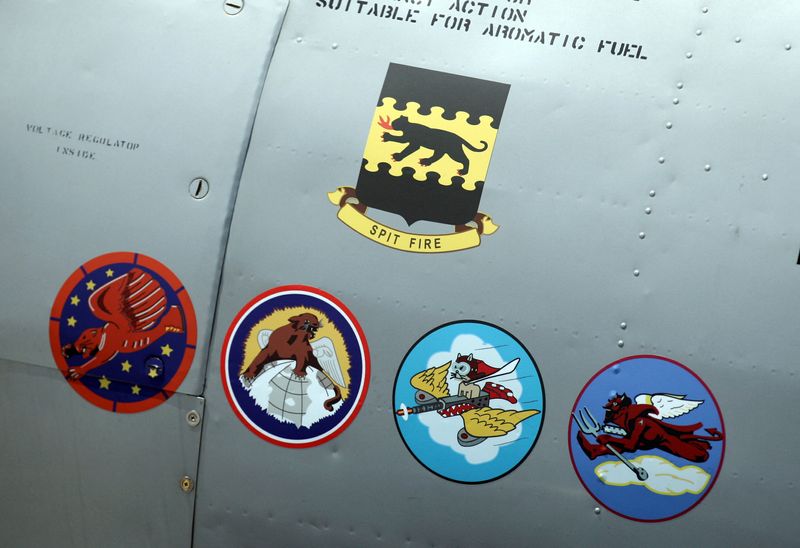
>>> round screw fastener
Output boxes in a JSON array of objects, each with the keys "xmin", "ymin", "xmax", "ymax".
[
  {"xmin": 186, "ymin": 410, "xmax": 201, "ymax": 427},
  {"xmin": 189, "ymin": 178, "xmax": 209, "ymax": 200},
  {"xmin": 223, "ymin": 0, "xmax": 244, "ymax": 15},
  {"xmin": 180, "ymin": 475, "xmax": 195, "ymax": 493}
]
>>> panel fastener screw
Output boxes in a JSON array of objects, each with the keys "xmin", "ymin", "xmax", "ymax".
[
  {"xmin": 673, "ymin": 98, "xmax": 680, "ymax": 105},
  {"xmin": 617, "ymin": 340, "xmax": 625, "ymax": 348},
  {"xmin": 665, "ymin": 122, "xmax": 673, "ymax": 129},
  {"xmin": 658, "ymin": 157, "xmax": 665, "ymax": 164},
  {"xmin": 735, "ymin": 37, "xmax": 742, "ymax": 43},
  {"xmin": 686, "ymin": 52, "xmax": 693, "ymax": 59},
  {"xmin": 620, "ymin": 322, "xmax": 627, "ymax": 330},
  {"xmin": 594, "ymin": 507, "xmax": 601, "ymax": 515},
  {"xmin": 186, "ymin": 410, "xmax": 201, "ymax": 427},
  {"xmin": 762, "ymin": 173, "xmax": 769, "ymax": 181},
  {"xmin": 223, "ymin": 0, "xmax": 244, "ymax": 15},
  {"xmin": 189, "ymin": 178, "xmax": 209, "ymax": 200},
  {"xmin": 639, "ymin": 232, "xmax": 646, "ymax": 239},
  {"xmin": 633, "ymin": 269, "xmax": 640, "ymax": 277},
  {"xmin": 696, "ymin": 29, "xmax": 703, "ymax": 36},
  {"xmin": 180, "ymin": 475, "xmax": 194, "ymax": 493},
  {"xmin": 649, "ymin": 190, "xmax": 656, "ymax": 197},
  {"xmin": 785, "ymin": 43, "xmax": 792, "ymax": 51},
  {"xmin": 704, "ymin": 164, "xmax": 712, "ymax": 172},
  {"xmin": 702, "ymin": 7, "xmax": 709, "ymax": 13},
  {"xmin": 676, "ymin": 82, "xmax": 684, "ymax": 89},
  {"xmin": 645, "ymin": 207, "xmax": 652, "ymax": 215}
]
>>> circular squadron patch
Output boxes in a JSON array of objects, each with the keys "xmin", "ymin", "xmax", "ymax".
[
  {"xmin": 49, "ymin": 252, "xmax": 197, "ymax": 412},
  {"xmin": 569, "ymin": 355, "xmax": 725, "ymax": 522},
  {"xmin": 221, "ymin": 286, "xmax": 370, "ymax": 448},
  {"xmin": 393, "ymin": 321, "xmax": 545, "ymax": 483}
]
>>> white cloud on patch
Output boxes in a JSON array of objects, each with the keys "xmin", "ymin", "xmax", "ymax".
[
  {"xmin": 417, "ymin": 334, "xmax": 524, "ymax": 465},
  {"xmin": 595, "ymin": 455, "xmax": 711, "ymax": 496}
]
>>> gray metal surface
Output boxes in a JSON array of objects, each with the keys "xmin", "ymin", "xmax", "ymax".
[
  {"xmin": 0, "ymin": 358, "xmax": 204, "ymax": 548},
  {"xmin": 193, "ymin": 1, "xmax": 799, "ymax": 546},
  {"xmin": 0, "ymin": 0, "xmax": 287, "ymax": 394}
]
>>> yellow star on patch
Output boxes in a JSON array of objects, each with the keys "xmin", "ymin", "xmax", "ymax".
[
  {"xmin": 66, "ymin": 316, "xmax": 77, "ymax": 327},
  {"xmin": 131, "ymin": 385, "xmax": 141, "ymax": 395},
  {"xmin": 148, "ymin": 368, "xmax": 159, "ymax": 379},
  {"xmin": 70, "ymin": 295, "xmax": 80, "ymax": 306},
  {"xmin": 161, "ymin": 344, "xmax": 173, "ymax": 357},
  {"xmin": 99, "ymin": 376, "xmax": 111, "ymax": 389},
  {"xmin": 86, "ymin": 280, "xmax": 96, "ymax": 291},
  {"xmin": 105, "ymin": 268, "xmax": 114, "ymax": 278},
  {"xmin": 121, "ymin": 360, "xmax": 132, "ymax": 373}
]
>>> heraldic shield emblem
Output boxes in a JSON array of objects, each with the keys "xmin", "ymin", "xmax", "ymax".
[{"xmin": 328, "ymin": 63, "xmax": 510, "ymax": 253}]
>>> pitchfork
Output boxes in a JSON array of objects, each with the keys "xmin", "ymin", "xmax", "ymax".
[{"xmin": 572, "ymin": 407, "xmax": 648, "ymax": 481}]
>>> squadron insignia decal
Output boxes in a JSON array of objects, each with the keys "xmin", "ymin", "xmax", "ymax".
[
  {"xmin": 49, "ymin": 252, "xmax": 197, "ymax": 412},
  {"xmin": 221, "ymin": 286, "xmax": 370, "ymax": 448},
  {"xmin": 329, "ymin": 63, "xmax": 510, "ymax": 253},
  {"xmin": 393, "ymin": 321, "xmax": 544, "ymax": 483},
  {"xmin": 569, "ymin": 355, "xmax": 725, "ymax": 521}
]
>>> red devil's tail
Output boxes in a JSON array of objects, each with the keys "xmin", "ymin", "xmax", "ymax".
[
  {"xmin": 695, "ymin": 427, "xmax": 724, "ymax": 441},
  {"xmin": 162, "ymin": 306, "xmax": 184, "ymax": 334}
]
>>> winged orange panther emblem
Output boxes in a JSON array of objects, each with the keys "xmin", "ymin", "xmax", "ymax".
[{"xmin": 61, "ymin": 268, "xmax": 184, "ymax": 380}]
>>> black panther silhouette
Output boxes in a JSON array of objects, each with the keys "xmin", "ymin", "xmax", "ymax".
[{"xmin": 379, "ymin": 115, "xmax": 488, "ymax": 176}]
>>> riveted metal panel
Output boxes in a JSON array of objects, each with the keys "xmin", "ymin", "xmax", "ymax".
[
  {"xmin": 0, "ymin": 0, "xmax": 287, "ymax": 394},
  {"xmin": 0, "ymin": 358, "xmax": 205, "ymax": 548},
  {"xmin": 194, "ymin": 1, "xmax": 799, "ymax": 546}
]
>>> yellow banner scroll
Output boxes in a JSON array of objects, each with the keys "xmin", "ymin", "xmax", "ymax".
[{"xmin": 329, "ymin": 187, "xmax": 497, "ymax": 254}]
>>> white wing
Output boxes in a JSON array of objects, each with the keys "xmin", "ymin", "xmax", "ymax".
[
  {"xmin": 257, "ymin": 329, "xmax": 272, "ymax": 349},
  {"xmin": 311, "ymin": 337, "xmax": 346, "ymax": 387},
  {"xmin": 635, "ymin": 393, "xmax": 703, "ymax": 419},
  {"xmin": 478, "ymin": 358, "xmax": 520, "ymax": 382}
]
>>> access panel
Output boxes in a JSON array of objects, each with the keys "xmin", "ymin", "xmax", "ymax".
[{"xmin": 194, "ymin": 1, "xmax": 799, "ymax": 546}]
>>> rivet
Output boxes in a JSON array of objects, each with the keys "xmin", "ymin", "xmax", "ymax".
[
  {"xmin": 296, "ymin": 37, "xmax": 303, "ymax": 44},
  {"xmin": 658, "ymin": 157, "xmax": 665, "ymax": 164},
  {"xmin": 704, "ymin": 164, "xmax": 712, "ymax": 172},
  {"xmin": 186, "ymin": 410, "xmax": 201, "ymax": 427},
  {"xmin": 702, "ymin": 7, "xmax": 709, "ymax": 13},
  {"xmin": 180, "ymin": 475, "xmax": 195, "ymax": 493},
  {"xmin": 685, "ymin": 52, "xmax": 693, "ymax": 59},
  {"xmin": 189, "ymin": 178, "xmax": 209, "ymax": 200},
  {"xmin": 594, "ymin": 507, "xmax": 602, "ymax": 515},
  {"xmin": 676, "ymin": 82, "xmax": 684, "ymax": 89},
  {"xmin": 633, "ymin": 269, "xmax": 640, "ymax": 277},
  {"xmin": 785, "ymin": 43, "xmax": 792, "ymax": 51},
  {"xmin": 617, "ymin": 340, "xmax": 624, "ymax": 348},
  {"xmin": 223, "ymin": 0, "xmax": 244, "ymax": 15},
  {"xmin": 638, "ymin": 232, "xmax": 646, "ymax": 239},
  {"xmin": 672, "ymin": 98, "xmax": 680, "ymax": 105},
  {"xmin": 761, "ymin": 173, "xmax": 769, "ymax": 181},
  {"xmin": 332, "ymin": 43, "xmax": 339, "ymax": 50},
  {"xmin": 735, "ymin": 37, "xmax": 742, "ymax": 43},
  {"xmin": 649, "ymin": 190, "xmax": 656, "ymax": 197},
  {"xmin": 696, "ymin": 29, "xmax": 703, "ymax": 36},
  {"xmin": 665, "ymin": 121, "xmax": 673, "ymax": 129},
  {"xmin": 620, "ymin": 322, "xmax": 627, "ymax": 330},
  {"xmin": 645, "ymin": 207, "xmax": 652, "ymax": 214}
]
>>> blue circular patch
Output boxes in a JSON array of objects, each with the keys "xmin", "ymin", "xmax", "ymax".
[
  {"xmin": 569, "ymin": 355, "xmax": 725, "ymax": 521},
  {"xmin": 393, "ymin": 321, "xmax": 545, "ymax": 484}
]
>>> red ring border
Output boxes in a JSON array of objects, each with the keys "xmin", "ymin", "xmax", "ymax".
[
  {"xmin": 567, "ymin": 354, "xmax": 726, "ymax": 523},
  {"xmin": 49, "ymin": 251, "xmax": 197, "ymax": 413},
  {"xmin": 220, "ymin": 285, "xmax": 371, "ymax": 449}
]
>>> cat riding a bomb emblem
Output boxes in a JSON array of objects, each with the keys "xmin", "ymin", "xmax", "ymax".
[
  {"xmin": 329, "ymin": 63, "xmax": 510, "ymax": 253},
  {"xmin": 394, "ymin": 321, "xmax": 544, "ymax": 483}
]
